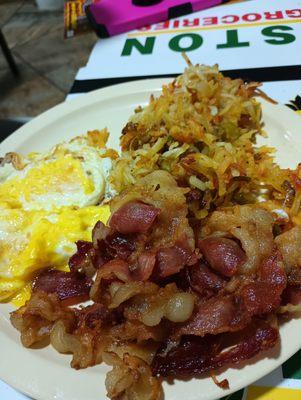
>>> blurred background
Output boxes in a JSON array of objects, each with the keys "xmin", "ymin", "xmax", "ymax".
[{"xmin": 0, "ymin": 0, "xmax": 96, "ymax": 121}]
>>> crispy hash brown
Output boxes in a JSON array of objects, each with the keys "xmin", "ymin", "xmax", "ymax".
[
  {"xmin": 111, "ymin": 62, "xmax": 295, "ymax": 220},
  {"xmin": 9, "ymin": 62, "xmax": 301, "ymax": 400}
]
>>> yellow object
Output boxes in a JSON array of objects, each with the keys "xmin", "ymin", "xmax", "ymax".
[
  {"xmin": 247, "ymin": 386, "xmax": 301, "ymax": 400},
  {"xmin": 11, "ymin": 283, "xmax": 32, "ymax": 307},
  {"xmin": 0, "ymin": 133, "xmax": 114, "ymax": 306},
  {"xmin": 0, "ymin": 155, "xmax": 94, "ymax": 209},
  {"xmin": 11, "ymin": 265, "xmax": 71, "ymax": 307},
  {"xmin": 0, "ymin": 205, "xmax": 110, "ymax": 303}
]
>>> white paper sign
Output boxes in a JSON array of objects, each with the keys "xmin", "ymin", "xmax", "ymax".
[{"xmin": 79, "ymin": 0, "xmax": 301, "ymax": 79}]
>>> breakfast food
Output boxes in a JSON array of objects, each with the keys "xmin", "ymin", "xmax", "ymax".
[
  {"xmin": 0, "ymin": 131, "xmax": 114, "ymax": 304},
  {"xmin": 3, "ymin": 61, "xmax": 301, "ymax": 400},
  {"xmin": 111, "ymin": 61, "xmax": 290, "ymax": 221}
]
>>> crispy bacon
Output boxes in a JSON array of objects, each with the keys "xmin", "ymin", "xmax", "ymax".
[
  {"xmin": 10, "ymin": 170, "xmax": 294, "ymax": 400},
  {"xmin": 287, "ymin": 268, "xmax": 301, "ymax": 286},
  {"xmin": 188, "ymin": 262, "xmax": 226, "ymax": 298},
  {"xmin": 155, "ymin": 237, "xmax": 198, "ymax": 279},
  {"xmin": 176, "ymin": 295, "xmax": 249, "ymax": 337},
  {"xmin": 152, "ymin": 335, "xmax": 216, "ymax": 377},
  {"xmin": 282, "ymin": 285, "xmax": 301, "ymax": 306},
  {"xmin": 176, "ymin": 252, "xmax": 286, "ymax": 338},
  {"xmin": 96, "ymin": 259, "xmax": 131, "ymax": 282},
  {"xmin": 133, "ymin": 252, "xmax": 157, "ymax": 281},
  {"xmin": 70, "ymin": 233, "xmax": 137, "ymax": 279},
  {"xmin": 110, "ymin": 171, "xmax": 195, "ymax": 268},
  {"xmin": 205, "ymin": 206, "xmax": 274, "ymax": 273},
  {"xmin": 33, "ymin": 270, "xmax": 92, "ymax": 306},
  {"xmin": 69, "ymin": 241, "xmax": 99, "ymax": 277},
  {"xmin": 259, "ymin": 250, "xmax": 286, "ymax": 287},
  {"xmin": 103, "ymin": 232, "xmax": 137, "ymax": 261},
  {"xmin": 90, "ymin": 259, "xmax": 132, "ymax": 303},
  {"xmin": 152, "ymin": 322, "xmax": 279, "ymax": 378},
  {"xmin": 199, "ymin": 237, "xmax": 246, "ymax": 277},
  {"xmin": 109, "ymin": 202, "xmax": 160, "ymax": 234},
  {"xmin": 240, "ymin": 283, "xmax": 278, "ymax": 315},
  {"xmin": 240, "ymin": 251, "xmax": 287, "ymax": 315},
  {"xmin": 10, "ymin": 291, "xmax": 75, "ymax": 347},
  {"xmin": 92, "ymin": 221, "xmax": 110, "ymax": 248},
  {"xmin": 76, "ymin": 303, "xmax": 119, "ymax": 331},
  {"xmin": 110, "ymin": 320, "xmax": 166, "ymax": 342}
]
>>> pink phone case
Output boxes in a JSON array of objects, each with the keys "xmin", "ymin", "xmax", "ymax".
[{"xmin": 86, "ymin": 0, "xmax": 228, "ymax": 38}]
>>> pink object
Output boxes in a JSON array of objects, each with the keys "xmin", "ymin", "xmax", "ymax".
[{"xmin": 86, "ymin": 0, "xmax": 228, "ymax": 38}]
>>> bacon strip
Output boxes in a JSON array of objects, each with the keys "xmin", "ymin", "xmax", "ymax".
[
  {"xmin": 155, "ymin": 238, "xmax": 197, "ymax": 279},
  {"xmin": 240, "ymin": 251, "xmax": 287, "ymax": 315},
  {"xmin": 109, "ymin": 202, "xmax": 160, "ymax": 234},
  {"xmin": 76, "ymin": 303, "xmax": 119, "ymax": 330},
  {"xmin": 92, "ymin": 221, "xmax": 110, "ymax": 248},
  {"xmin": 287, "ymin": 268, "xmax": 301, "ymax": 286},
  {"xmin": 176, "ymin": 295, "xmax": 249, "ymax": 337},
  {"xmin": 188, "ymin": 262, "xmax": 226, "ymax": 298},
  {"xmin": 96, "ymin": 259, "xmax": 131, "ymax": 282},
  {"xmin": 199, "ymin": 237, "xmax": 246, "ymax": 277},
  {"xmin": 176, "ymin": 252, "xmax": 286, "ymax": 338},
  {"xmin": 69, "ymin": 241, "xmax": 99, "ymax": 276},
  {"xmin": 33, "ymin": 270, "xmax": 92, "ymax": 306},
  {"xmin": 282, "ymin": 285, "xmax": 301, "ymax": 305},
  {"xmin": 133, "ymin": 252, "xmax": 157, "ymax": 281},
  {"xmin": 103, "ymin": 232, "xmax": 136, "ymax": 261},
  {"xmin": 152, "ymin": 322, "xmax": 279, "ymax": 378},
  {"xmin": 90, "ymin": 259, "xmax": 132, "ymax": 302}
]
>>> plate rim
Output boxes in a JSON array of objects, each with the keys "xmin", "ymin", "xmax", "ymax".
[{"xmin": 0, "ymin": 78, "xmax": 301, "ymax": 400}]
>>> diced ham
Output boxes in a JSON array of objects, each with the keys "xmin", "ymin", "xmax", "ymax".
[
  {"xmin": 109, "ymin": 202, "xmax": 160, "ymax": 234},
  {"xmin": 199, "ymin": 237, "xmax": 246, "ymax": 277},
  {"xmin": 155, "ymin": 238, "xmax": 197, "ymax": 279},
  {"xmin": 133, "ymin": 252, "xmax": 156, "ymax": 281},
  {"xmin": 188, "ymin": 262, "xmax": 226, "ymax": 298}
]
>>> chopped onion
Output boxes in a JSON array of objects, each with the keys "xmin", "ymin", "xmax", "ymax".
[{"xmin": 165, "ymin": 293, "xmax": 194, "ymax": 323}]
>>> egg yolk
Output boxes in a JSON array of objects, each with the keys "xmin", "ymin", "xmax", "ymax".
[
  {"xmin": 0, "ymin": 155, "xmax": 94, "ymax": 209},
  {"xmin": 0, "ymin": 205, "xmax": 110, "ymax": 305}
]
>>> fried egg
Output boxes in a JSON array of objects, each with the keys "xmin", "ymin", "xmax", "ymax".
[
  {"xmin": 0, "ymin": 205, "xmax": 110, "ymax": 302},
  {"xmin": 0, "ymin": 130, "xmax": 115, "ymax": 304},
  {"xmin": 0, "ymin": 131, "xmax": 116, "ymax": 211}
]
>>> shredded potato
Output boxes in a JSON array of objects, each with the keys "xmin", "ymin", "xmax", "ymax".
[{"xmin": 111, "ymin": 62, "xmax": 295, "ymax": 219}]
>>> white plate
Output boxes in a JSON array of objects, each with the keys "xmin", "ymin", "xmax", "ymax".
[{"xmin": 0, "ymin": 79, "xmax": 301, "ymax": 400}]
